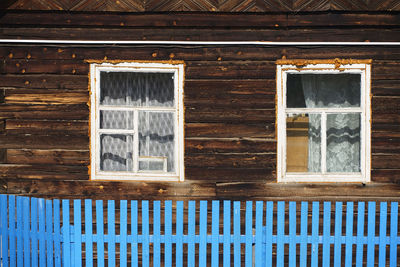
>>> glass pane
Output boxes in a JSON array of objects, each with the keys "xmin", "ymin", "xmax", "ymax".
[
  {"xmin": 100, "ymin": 72, "xmax": 174, "ymax": 107},
  {"xmin": 100, "ymin": 110, "xmax": 133, "ymax": 129},
  {"xmin": 326, "ymin": 113, "xmax": 360, "ymax": 172},
  {"xmin": 286, "ymin": 113, "xmax": 321, "ymax": 172},
  {"xmin": 287, "ymin": 74, "xmax": 361, "ymax": 108},
  {"xmin": 100, "ymin": 134, "xmax": 133, "ymax": 172},
  {"xmin": 139, "ymin": 111, "xmax": 175, "ymax": 173}
]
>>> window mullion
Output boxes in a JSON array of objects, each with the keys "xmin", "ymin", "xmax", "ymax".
[
  {"xmin": 133, "ymin": 109, "xmax": 139, "ymax": 173},
  {"xmin": 321, "ymin": 112, "xmax": 327, "ymax": 174}
]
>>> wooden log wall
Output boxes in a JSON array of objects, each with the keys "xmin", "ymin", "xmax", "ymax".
[{"xmin": 0, "ymin": 11, "xmax": 400, "ymax": 201}]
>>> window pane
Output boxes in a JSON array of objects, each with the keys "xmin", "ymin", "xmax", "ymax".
[
  {"xmin": 287, "ymin": 74, "xmax": 361, "ymax": 108},
  {"xmin": 100, "ymin": 134, "xmax": 133, "ymax": 172},
  {"xmin": 139, "ymin": 111, "xmax": 175, "ymax": 173},
  {"xmin": 100, "ymin": 110, "xmax": 134, "ymax": 129},
  {"xmin": 326, "ymin": 113, "xmax": 360, "ymax": 172},
  {"xmin": 100, "ymin": 72, "xmax": 174, "ymax": 107},
  {"xmin": 286, "ymin": 113, "xmax": 321, "ymax": 172}
]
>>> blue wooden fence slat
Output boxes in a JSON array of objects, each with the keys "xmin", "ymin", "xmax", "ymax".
[
  {"xmin": 289, "ymin": 202, "xmax": 296, "ymax": 267},
  {"xmin": 389, "ymin": 202, "xmax": 398, "ymax": 267},
  {"xmin": 300, "ymin": 202, "xmax": 308, "ymax": 267},
  {"xmin": 164, "ymin": 200, "xmax": 172, "ymax": 267},
  {"xmin": 223, "ymin": 200, "xmax": 231, "ymax": 267},
  {"xmin": 153, "ymin": 201, "xmax": 161, "ymax": 267},
  {"xmin": 31, "ymin": 197, "xmax": 38, "ymax": 267},
  {"xmin": 356, "ymin": 202, "xmax": 365, "ymax": 267},
  {"xmin": 199, "ymin": 200, "xmax": 207, "ymax": 267},
  {"xmin": 211, "ymin": 200, "xmax": 219, "ymax": 267},
  {"xmin": 176, "ymin": 201, "xmax": 184, "ymax": 267},
  {"xmin": 9, "ymin": 195, "xmax": 16, "ymax": 266},
  {"xmin": 16, "ymin": 196, "xmax": 23, "ymax": 267},
  {"xmin": 46, "ymin": 199, "xmax": 53, "ymax": 267},
  {"xmin": 108, "ymin": 200, "xmax": 116, "ymax": 267},
  {"xmin": 54, "ymin": 199, "xmax": 61, "ymax": 267},
  {"xmin": 277, "ymin": 201, "xmax": 285, "ymax": 267},
  {"xmin": 334, "ymin": 202, "xmax": 343, "ymax": 267},
  {"xmin": 120, "ymin": 200, "xmax": 127, "ymax": 267},
  {"xmin": 322, "ymin": 202, "xmax": 331, "ymax": 267},
  {"xmin": 265, "ymin": 201, "xmax": 273, "ymax": 267},
  {"xmin": 62, "ymin": 200, "xmax": 71, "ymax": 267},
  {"xmin": 39, "ymin": 198, "xmax": 46, "ymax": 267},
  {"xmin": 0, "ymin": 195, "xmax": 7, "ymax": 267},
  {"xmin": 96, "ymin": 200, "xmax": 104, "ymax": 267},
  {"xmin": 311, "ymin": 202, "xmax": 319, "ymax": 267},
  {"xmin": 378, "ymin": 202, "xmax": 387, "ymax": 267},
  {"xmin": 85, "ymin": 200, "xmax": 93, "ymax": 267},
  {"xmin": 74, "ymin": 199, "xmax": 82, "ymax": 267},
  {"xmin": 255, "ymin": 201, "xmax": 263, "ymax": 267},
  {"xmin": 23, "ymin": 197, "xmax": 30, "ymax": 267},
  {"xmin": 131, "ymin": 200, "xmax": 138, "ymax": 267},
  {"xmin": 367, "ymin": 202, "xmax": 376, "ymax": 267},
  {"xmin": 142, "ymin": 201, "xmax": 150, "ymax": 267},
  {"xmin": 245, "ymin": 201, "xmax": 253, "ymax": 267},
  {"xmin": 233, "ymin": 201, "xmax": 241, "ymax": 267},
  {"xmin": 187, "ymin": 201, "xmax": 195, "ymax": 267},
  {"xmin": 345, "ymin": 202, "xmax": 354, "ymax": 267}
]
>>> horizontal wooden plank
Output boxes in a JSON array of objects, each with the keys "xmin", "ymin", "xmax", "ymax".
[
  {"xmin": 2, "ymin": 27, "xmax": 400, "ymax": 42},
  {"xmin": 0, "ymin": 74, "xmax": 87, "ymax": 90},
  {"xmin": 185, "ymin": 123, "xmax": 275, "ymax": 138},
  {"xmin": 3, "ymin": 46, "xmax": 400, "ymax": 62},
  {"xmin": 372, "ymin": 113, "xmax": 400, "ymax": 124},
  {"xmin": 372, "ymin": 138, "xmax": 400, "ymax": 153},
  {"xmin": 4, "ymin": 90, "xmax": 88, "ymax": 104},
  {"xmin": 185, "ymin": 153, "xmax": 275, "ymax": 168},
  {"xmin": 0, "ymin": 59, "xmax": 88, "ymax": 74},
  {"xmin": 0, "ymin": 104, "xmax": 89, "ymax": 120},
  {"xmin": 185, "ymin": 79, "xmax": 275, "ymax": 95},
  {"xmin": 0, "ymin": 134, "xmax": 88, "ymax": 149},
  {"xmin": 186, "ymin": 61, "xmax": 275, "ymax": 79},
  {"xmin": 5, "ymin": 179, "xmax": 216, "ymax": 198},
  {"xmin": 372, "ymin": 96, "xmax": 400, "ymax": 113},
  {"xmin": 372, "ymin": 154, "xmax": 400, "ymax": 169},
  {"xmin": 186, "ymin": 108, "xmax": 275, "ymax": 123},
  {"xmin": 371, "ymin": 169, "xmax": 400, "ymax": 184},
  {"xmin": 286, "ymin": 13, "xmax": 400, "ymax": 27},
  {"xmin": 5, "ymin": 119, "xmax": 88, "ymax": 134},
  {"xmin": 185, "ymin": 98, "xmax": 275, "ymax": 109},
  {"xmin": 372, "ymin": 79, "xmax": 400, "ymax": 96},
  {"xmin": 0, "ymin": 164, "xmax": 88, "ymax": 180},
  {"xmin": 6, "ymin": 149, "xmax": 89, "ymax": 165},
  {"xmin": 215, "ymin": 182, "xmax": 400, "ymax": 199},
  {"xmin": 186, "ymin": 167, "xmax": 275, "ymax": 182},
  {"xmin": 0, "ymin": 12, "xmax": 288, "ymax": 28},
  {"xmin": 186, "ymin": 138, "xmax": 276, "ymax": 154}
]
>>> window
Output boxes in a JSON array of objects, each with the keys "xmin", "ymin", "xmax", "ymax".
[
  {"xmin": 90, "ymin": 62, "xmax": 184, "ymax": 181},
  {"xmin": 276, "ymin": 60, "xmax": 371, "ymax": 182}
]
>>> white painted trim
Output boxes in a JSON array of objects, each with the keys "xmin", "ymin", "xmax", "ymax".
[
  {"xmin": 90, "ymin": 62, "xmax": 185, "ymax": 181},
  {"xmin": 277, "ymin": 63, "xmax": 371, "ymax": 183},
  {"xmin": 1, "ymin": 39, "xmax": 400, "ymax": 46}
]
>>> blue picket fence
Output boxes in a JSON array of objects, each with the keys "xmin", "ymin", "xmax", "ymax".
[{"xmin": 0, "ymin": 194, "xmax": 399, "ymax": 266}]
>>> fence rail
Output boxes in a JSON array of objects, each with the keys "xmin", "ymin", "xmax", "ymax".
[{"xmin": 0, "ymin": 194, "xmax": 399, "ymax": 266}]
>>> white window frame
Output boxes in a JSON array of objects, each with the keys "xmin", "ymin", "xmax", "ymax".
[
  {"xmin": 277, "ymin": 62, "xmax": 371, "ymax": 183},
  {"xmin": 90, "ymin": 62, "xmax": 185, "ymax": 181}
]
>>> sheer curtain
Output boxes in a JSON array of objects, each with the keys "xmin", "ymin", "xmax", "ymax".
[{"xmin": 301, "ymin": 74, "xmax": 361, "ymax": 173}]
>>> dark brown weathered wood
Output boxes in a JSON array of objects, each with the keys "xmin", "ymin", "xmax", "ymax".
[
  {"xmin": 0, "ymin": 104, "xmax": 89, "ymax": 120},
  {"xmin": 186, "ymin": 139, "xmax": 276, "ymax": 154},
  {"xmin": 186, "ymin": 123, "xmax": 275, "ymax": 138},
  {"xmin": 5, "ymin": 119, "xmax": 88, "ymax": 134},
  {"xmin": 4, "ymin": 90, "xmax": 88, "ymax": 104},
  {"xmin": 0, "ymin": 74, "xmax": 88, "ymax": 90},
  {"xmin": 0, "ymin": 134, "xmax": 88, "ymax": 149},
  {"xmin": 6, "ymin": 149, "xmax": 89, "ymax": 165}
]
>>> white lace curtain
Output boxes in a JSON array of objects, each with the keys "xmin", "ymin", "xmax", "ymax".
[{"xmin": 301, "ymin": 75, "xmax": 361, "ymax": 173}]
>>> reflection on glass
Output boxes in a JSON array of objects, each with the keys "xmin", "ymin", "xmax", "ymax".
[
  {"xmin": 326, "ymin": 113, "xmax": 360, "ymax": 172},
  {"xmin": 100, "ymin": 134, "xmax": 133, "ymax": 172},
  {"xmin": 286, "ymin": 113, "xmax": 321, "ymax": 172},
  {"xmin": 287, "ymin": 74, "xmax": 361, "ymax": 108}
]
